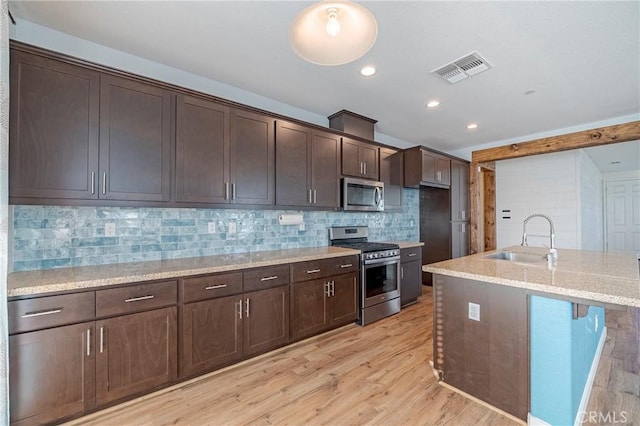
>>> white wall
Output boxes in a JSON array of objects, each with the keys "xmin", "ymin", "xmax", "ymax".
[
  {"xmin": 496, "ymin": 150, "xmax": 606, "ymax": 251},
  {"xmin": 579, "ymin": 150, "xmax": 604, "ymax": 251}
]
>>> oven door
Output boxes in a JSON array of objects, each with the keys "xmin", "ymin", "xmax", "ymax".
[{"xmin": 361, "ymin": 256, "xmax": 401, "ymax": 308}]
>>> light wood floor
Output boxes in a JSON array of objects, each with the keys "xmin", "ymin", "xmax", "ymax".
[{"xmin": 67, "ymin": 287, "xmax": 639, "ymax": 426}]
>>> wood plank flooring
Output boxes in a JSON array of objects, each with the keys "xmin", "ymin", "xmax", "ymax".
[{"xmin": 67, "ymin": 287, "xmax": 639, "ymax": 426}]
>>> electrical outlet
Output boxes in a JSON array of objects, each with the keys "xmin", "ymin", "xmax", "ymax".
[
  {"xmin": 105, "ymin": 222, "xmax": 116, "ymax": 237},
  {"xmin": 468, "ymin": 302, "xmax": 480, "ymax": 321},
  {"xmin": 208, "ymin": 222, "xmax": 216, "ymax": 233},
  {"xmin": 228, "ymin": 222, "xmax": 237, "ymax": 233}
]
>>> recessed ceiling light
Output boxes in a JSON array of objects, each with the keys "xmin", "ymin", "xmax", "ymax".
[
  {"xmin": 426, "ymin": 100, "xmax": 440, "ymax": 108},
  {"xmin": 360, "ymin": 66, "xmax": 376, "ymax": 76},
  {"xmin": 466, "ymin": 123, "xmax": 479, "ymax": 130}
]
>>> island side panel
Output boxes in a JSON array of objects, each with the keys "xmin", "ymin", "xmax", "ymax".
[{"xmin": 433, "ymin": 274, "xmax": 529, "ymax": 420}]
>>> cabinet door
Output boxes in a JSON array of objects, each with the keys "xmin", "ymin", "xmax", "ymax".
[
  {"xmin": 329, "ymin": 273, "xmax": 358, "ymax": 326},
  {"xmin": 311, "ymin": 130, "xmax": 340, "ymax": 208},
  {"xmin": 96, "ymin": 307, "xmax": 177, "ymax": 405},
  {"xmin": 379, "ymin": 147, "xmax": 403, "ymax": 211},
  {"xmin": 340, "ymin": 137, "xmax": 362, "ymax": 177},
  {"xmin": 275, "ymin": 120, "xmax": 312, "ymax": 206},
  {"xmin": 243, "ymin": 286, "xmax": 290, "ymax": 357},
  {"xmin": 230, "ymin": 109, "xmax": 275, "ymax": 205},
  {"xmin": 175, "ymin": 94, "xmax": 229, "ymax": 204},
  {"xmin": 99, "ymin": 75, "xmax": 172, "ymax": 201},
  {"xmin": 451, "ymin": 160, "xmax": 470, "ymax": 221},
  {"xmin": 401, "ymin": 260, "xmax": 422, "ymax": 307},
  {"xmin": 181, "ymin": 295, "xmax": 242, "ymax": 377},
  {"xmin": 421, "ymin": 151, "xmax": 437, "ymax": 183},
  {"xmin": 451, "ymin": 222, "xmax": 470, "ymax": 258},
  {"xmin": 290, "ymin": 278, "xmax": 329, "ymax": 340},
  {"xmin": 9, "ymin": 50, "xmax": 100, "ymax": 200},
  {"xmin": 360, "ymin": 143, "xmax": 379, "ymax": 180},
  {"xmin": 9, "ymin": 322, "xmax": 95, "ymax": 424},
  {"xmin": 436, "ymin": 157, "xmax": 451, "ymax": 186}
]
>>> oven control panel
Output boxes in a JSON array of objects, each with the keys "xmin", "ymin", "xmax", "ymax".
[{"xmin": 364, "ymin": 249, "xmax": 399, "ymax": 260}]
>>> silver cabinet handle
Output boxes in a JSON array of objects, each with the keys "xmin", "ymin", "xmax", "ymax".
[
  {"xmin": 408, "ymin": 253, "xmax": 417, "ymax": 257},
  {"xmin": 308, "ymin": 188, "xmax": 313, "ymax": 204},
  {"xmin": 306, "ymin": 269, "xmax": 321, "ymax": 274},
  {"xmin": 225, "ymin": 182, "xmax": 230, "ymax": 200},
  {"xmin": 340, "ymin": 263, "xmax": 353, "ymax": 268},
  {"xmin": 245, "ymin": 298, "xmax": 250, "ymax": 317},
  {"xmin": 313, "ymin": 189, "xmax": 317, "ymax": 204},
  {"xmin": 124, "ymin": 295, "xmax": 154, "ymax": 303},
  {"xmin": 461, "ymin": 210, "xmax": 466, "ymax": 220},
  {"xmin": 330, "ymin": 281, "xmax": 335, "ymax": 297},
  {"xmin": 86, "ymin": 329, "xmax": 91, "ymax": 356},
  {"xmin": 325, "ymin": 282, "xmax": 331, "ymax": 297},
  {"xmin": 231, "ymin": 183, "xmax": 236, "ymax": 200},
  {"xmin": 21, "ymin": 308, "xmax": 62, "ymax": 318},
  {"xmin": 260, "ymin": 276, "xmax": 279, "ymax": 282},
  {"xmin": 401, "ymin": 266, "xmax": 404, "ymax": 280},
  {"xmin": 363, "ymin": 162, "xmax": 367, "ymax": 175},
  {"xmin": 91, "ymin": 172, "xmax": 95, "ymax": 195},
  {"xmin": 436, "ymin": 171, "xmax": 442, "ymax": 182},
  {"xmin": 238, "ymin": 300, "xmax": 243, "ymax": 319},
  {"xmin": 205, "ymin": 284, "xmax": 228, "ymax": 290},
  {"xmin": 461, "ymin": 223, "xmax": 466, "ymax": 233},
  {"xmin": 102, "ymin": 172, "xmax": 107, "ymax": 195},
  {"xmin": 99, "ymin": 326, "xmax": 104, "ymax": 353}
]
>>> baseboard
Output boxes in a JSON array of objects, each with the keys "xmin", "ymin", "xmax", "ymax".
[
  {"xmin": 528, "ymin": 413, "xmax": 551, "ymax": 426},
  {"xmin": 574, "ymin": 326, "xmax": 607, "ymax": 426}
]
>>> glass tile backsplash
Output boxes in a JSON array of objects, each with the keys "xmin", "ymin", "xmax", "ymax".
[{"xmin": 12, "ymin": 189, "xmax": 419, "ymax": 271}]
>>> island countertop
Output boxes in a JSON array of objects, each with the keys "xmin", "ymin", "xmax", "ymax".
[
  {"xmin": 423, "ymin": 246, "xmax": 640, "ymax": 308},
  {"xmin": 7, "ymin": 246, "xmax": 360, "ymax": 298}
]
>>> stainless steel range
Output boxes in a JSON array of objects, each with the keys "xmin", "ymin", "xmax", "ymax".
[{"xmin": 329, "ymin": 226, "xmax": 401, "ymax": 325}]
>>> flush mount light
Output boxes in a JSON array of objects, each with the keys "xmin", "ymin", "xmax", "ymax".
[
  {"xmin": 289, "ymin": 1, "xmax": 378, "ymax": 66},
  {"xmin": 426, "ymin": 100, "xmax": 440, "ymax": 108},
  {"xmin": 360, "ymin": 66, "xmax": 376, "ymax": 76},
  {"xmin": 466, "ymin": 123, "xmax": 479, "ymax": 130}
]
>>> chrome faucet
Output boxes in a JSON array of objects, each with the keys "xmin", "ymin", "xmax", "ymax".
[{"xmin": 521, "ymin": 213, "xmax": 557, "ymax": 260}]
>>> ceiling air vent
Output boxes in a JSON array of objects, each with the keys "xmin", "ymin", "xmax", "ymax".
[{"xmin": 432, "ymin": 51, "xmax": 493, "ymax": 83}]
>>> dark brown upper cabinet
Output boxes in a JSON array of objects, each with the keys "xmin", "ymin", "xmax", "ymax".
[
  {"xmin": 9, "ymin": 50, "xmax": 173, "ymax": 204},
  {"xmin": 275, "ymin": 121, "xmax": 340, "ymax": 209},
  {"xmin": 379, "ymin": 147, "xmax": 404, "ymax": 211},
  {"xmin": 9, "ymin": 50, "xmax": 100, "ymax": 200},
  {"xmin": 341, "ymin": 137, "xmax": 379, "ymax": 180},
  {"xmin": 176, "ymin": 95, "xmax": 275, "ymax": 206},
  {"xmin": 404, "ymin": 146, "xmax": 451, "ymax": 188},
  {"xmin": 100, "ymin": 75, "xmax": 172, "ymax": 201}
]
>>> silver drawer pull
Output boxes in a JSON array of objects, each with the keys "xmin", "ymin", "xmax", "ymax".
[
  {"xmin": 21, "ymin": 308, "xmax": 62, "ymax": 318},
  {"xmin": 205, "ymin": 284, "xmax": 228, "ymax": 290},
  {"xmin": 408, "ymin": 253, "xmax": 417, "ymax": 257},
  {"xmin": 260, "ymin": 276, "xmax": 279, "ymax": 281},
  {"xmin": 339, "ymin": 264, "xmax": 353, "ymax": 268},
  {"xmin": 306, "ymin": 269, "xmax": 321, "ymax": 274},
  {"xmin": 124, "ymin": 295, "xmax": 154, "ymax": 303}
]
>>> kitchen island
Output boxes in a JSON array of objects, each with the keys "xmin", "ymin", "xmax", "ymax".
[{"xmin": 423, "ymin": 246, "xmax": 640, "ymax": 425}]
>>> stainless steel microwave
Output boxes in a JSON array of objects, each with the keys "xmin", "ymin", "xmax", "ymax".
[{"xmin": 342, "ymin": 177, "xmax": 384, "ymax": 211}]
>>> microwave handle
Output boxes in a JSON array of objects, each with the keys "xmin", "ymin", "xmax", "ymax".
[{"xmin": 374, "ymin": 186, "xmax": 382, "ymax": 206}]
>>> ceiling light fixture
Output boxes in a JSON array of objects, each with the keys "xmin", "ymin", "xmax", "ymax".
[
  {"xmin": 426, "ymin": 100, "xmax": 440, "ymax": 108},
  {"xmin": 466, "ymin": 123, "xmax": 479, "ymax": 130},
  {"xmin": 360, "ymin": 66, "xmax": 376, "ymax": 76},
  {"xmin": 289, "ymin": 1, "xmax": 378, "ymax": 66}
]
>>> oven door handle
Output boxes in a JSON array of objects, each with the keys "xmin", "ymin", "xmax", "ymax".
[{"xmin": 363, "ymin": 256, "xmax": 400, "ymax": 266}]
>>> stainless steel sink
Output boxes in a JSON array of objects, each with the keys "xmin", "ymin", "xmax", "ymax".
[{"xmin": 485, "ymin": 251, "xmax": 546, "ymax": 263}]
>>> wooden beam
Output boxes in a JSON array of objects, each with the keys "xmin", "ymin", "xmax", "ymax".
[
  {"xmin": 483, "ymin": 169, "xmax": 496, "ymax": 251},
  {"xmin": 471, "ymin": 121, "xmax": 640, "ymax": 163}
]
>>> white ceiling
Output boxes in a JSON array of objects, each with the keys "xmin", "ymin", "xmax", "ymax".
[
  {"xmin": 585, "ymin": 140, "xmax": 640, "ymax": 173},
  {"xmin": 8, "ymin": 1, "xmax": 640, "ymax": 154}
]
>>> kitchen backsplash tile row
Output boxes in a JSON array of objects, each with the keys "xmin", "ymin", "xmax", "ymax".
[{"xmin": 12, "ymin": 189, "xmax": 419, "ymax": 271}]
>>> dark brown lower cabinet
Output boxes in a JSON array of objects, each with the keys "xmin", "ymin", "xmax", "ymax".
[
  {"xmin": 9, "ymin": 322, "xmax": 96, "ymax": 425},
  {"xmin": 401, "ymin": 260, "xmax": 422, "ymax": 307},
  {"xmin": 181, "ymin": 295, "xmax": 242, "ymax": 377},
  {"xmin": 180, "ymin": 285, "xmax": 290, "ymax": 377},
  {"xmin": 291, "ymin": 272, "xmax": 357, "ymax": 341},
  {"xmin": 96, "ymin": 307, "xmax": 178, "ymax": 405}
]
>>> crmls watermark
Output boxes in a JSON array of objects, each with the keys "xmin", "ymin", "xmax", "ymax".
[{"xmin": 578, "ymin": 411, "xmax": 628, "ymax": 424}]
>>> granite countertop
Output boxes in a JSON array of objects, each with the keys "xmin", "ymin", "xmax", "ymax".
[
  {"xmin": 423, "ymin": 246, "xmax": 640, "ymax": 308},
  {"xmin": 393, "ymin": 241, "xmax": 424, "ymax": 249},
  {"xmin": 8, "ymin": 246, "xmax": 360, "ymax": 298}
]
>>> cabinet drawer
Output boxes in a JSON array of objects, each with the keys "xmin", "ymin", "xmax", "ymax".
[
  {"xmin": 243, "ymin": 265, "xmax": 290, "ymax": 292},
  {"xmin": 401, "ymin": 246, "xmax": 422, "ymax": 263},
  {"xmin": 8, "ymin": 292, "xmax": 95, "ymax": 334},
  {"xmin": 96, "ymin": 280, "xmax": 177, "ymax": 317},
  {"xmin": 182, "ymin": 272, "xmax": 243, "ymax": 303},
  {"xmin": 291, "ymin": 255, "xmax": 359, "ymax": 282}
]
